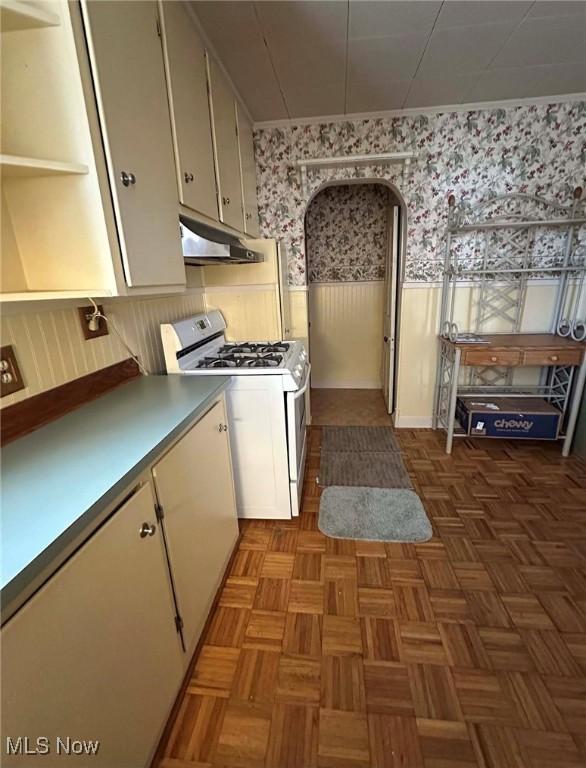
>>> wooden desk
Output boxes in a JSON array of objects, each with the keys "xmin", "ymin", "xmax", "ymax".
[{"xmin": 434, "ymin": 333, "xmax": 586, "ymax": 455}]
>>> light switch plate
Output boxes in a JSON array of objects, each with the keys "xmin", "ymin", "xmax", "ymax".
[{"xmin": 0, "ymin": 345, "xmax": 25, "ymax": 397}]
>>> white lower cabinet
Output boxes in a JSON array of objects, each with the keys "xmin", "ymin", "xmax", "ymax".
[
  {"xmin": 153, "ymin": 398, "xmax": 239, "ymax": 656},
  {"xmin": 1, "ymin": 394, "xmax": 240, "ymax": 767},
  {"xmin": 0, "ymin": 482, "xmax": 183, "ymax": 767}
]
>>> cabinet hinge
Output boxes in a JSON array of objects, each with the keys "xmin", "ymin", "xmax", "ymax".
[
  {"xmin": 174, "ymin": 615, "xmax": 184, "ymax": 633},
  {"xmin": 154, "ymin": 502, "xmax": 165, "ymax": 521}
]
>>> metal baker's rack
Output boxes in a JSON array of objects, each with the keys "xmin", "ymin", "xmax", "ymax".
[{"xmin": 433, "ymin": 187, "xmax": 586, "ymax": 453}]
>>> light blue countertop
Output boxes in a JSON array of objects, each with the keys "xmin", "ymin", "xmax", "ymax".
[{"xmin": 1, "ymin": 374, "xmax": 231, "ymax": 622}]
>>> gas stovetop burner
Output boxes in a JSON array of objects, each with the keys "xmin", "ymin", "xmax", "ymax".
[
  {"xmin": 196, "ymin": 352, "xmax": 283, "ymax": 369},
  {"xmin": 196, "ymin": 356, "xmax": 239, "ymax": 368},
  {"xmin": 241, "ymin": 355, "xmax": 282, "ymax": 368},
  {"xmin": 220, "ymin": 342, "xmax": 290, "ymax": 355}
]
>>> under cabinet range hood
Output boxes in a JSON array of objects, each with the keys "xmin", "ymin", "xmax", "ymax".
[{"xmin": 180, "ymin": 216, "xmax": 264, "ymax": 265}]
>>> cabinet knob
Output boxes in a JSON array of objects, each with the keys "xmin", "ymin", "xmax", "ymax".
[
  {"xmin": 222, "ymin": 197, "xmax": 230, "ymax": 205},
  {"xmin": 490, "ymin": 356, "xmax": 498, "ymax": 362},
  {"xmin": 139, "ymin": 522, "xmax": 156, "ymax": 538},
  {"xmin": 184, "ymin": 171, "xmax": 194, "ymax": 183},
  {"xmin": 550, "ymin": 355, "xmax": 559, "ymax": 362},
  {"xmin": 121, "ymin": 171, "xmax": 136, "ymax": 187}
]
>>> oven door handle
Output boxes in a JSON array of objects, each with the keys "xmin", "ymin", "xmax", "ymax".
[{"xmin": 293, "ymin": 363, "xmax": 311, "ymax": 399}]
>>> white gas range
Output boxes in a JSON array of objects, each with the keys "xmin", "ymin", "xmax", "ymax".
[{"xmin": 161, "ymin": 311, "xmax": 310, "ymax": 519}]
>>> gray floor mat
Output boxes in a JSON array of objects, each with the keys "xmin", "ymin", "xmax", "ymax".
[
  {"xmin": 319, "ymin": 486, "xmax": 432, "ymax": 542},
  {"xmin": 319, "ymin": 451, "xmax": 412, "ymax": 489},
  {"xmin": 321, "ymin": 426, "xmax": 400, "ymax": 453}
]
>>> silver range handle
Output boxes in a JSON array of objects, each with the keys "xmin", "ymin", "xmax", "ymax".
[{"xmin": 293, "ymin": 362, "xmax": 311, "ymax": 400}]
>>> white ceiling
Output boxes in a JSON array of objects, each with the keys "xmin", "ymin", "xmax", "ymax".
[{"xmin": 190, "ymin": 0, "xmax": 586, "ymax": 122}]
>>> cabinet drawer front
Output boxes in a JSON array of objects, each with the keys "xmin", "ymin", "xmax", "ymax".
[
  {"xmin": 463, "ymin": 349, "xmax": 522, "ymax": 366},
  {"xmin": 522, "ymin": 349, "xmax": 583, "ymax": 366}
]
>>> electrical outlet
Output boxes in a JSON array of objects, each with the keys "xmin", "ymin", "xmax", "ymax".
[
  {"xmin": 0, "ymin": 345, "xmax": 25, "ymax": 397},
  {"xmin": 78, "ymin": 304, "xmax": 109, "ymax": 340}
]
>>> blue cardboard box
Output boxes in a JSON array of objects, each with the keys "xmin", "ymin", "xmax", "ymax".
[{"xmin": 456, "ymin": 397, "xmax": 561, "ymax": 440}]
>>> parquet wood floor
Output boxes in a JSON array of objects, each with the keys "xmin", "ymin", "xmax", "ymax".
[
  {"xmin": 310, "ymin": 389, "xmax": 393, "ymax": 427},
  {"xmin": 157, "ymin": 428, "xmax": 586, "ymax": 768}
]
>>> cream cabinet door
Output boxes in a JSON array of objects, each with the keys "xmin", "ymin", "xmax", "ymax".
[
  {"xmin": 81, "ymin": 1, "xmax": 185, "ymax": 288},
  {"xmin": 152, "ymin": 397, "xmax": 239, "ymax": 656},
  {"xmin": 0, "ymin": 482, "xmax": 183, "ymax": 768},
  {"xmin": 236, "ymin": 104, "xmax": 260, "ymax": 237},
  {"xmin": 207, "ymin": 57, "xmax": 244, "ymax": 232},
  {"xmin": 159, "ymin": 1, "xmax": 218, "ymax": 220}
]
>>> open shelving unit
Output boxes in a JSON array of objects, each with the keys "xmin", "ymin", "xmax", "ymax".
[
  {"xmin": 433, "ymin": 188, "xmax": 586, "ymax": 456},
  {"xmin": 0, "ymin": 154, "xmax": 89, "ymax": 177},
  {"xmin": 0, "ymin": 0, "xmax": 60, "ymax": 31},
  {"xmin": 0, "ymin": 0, "xmax": 118, "ymax": 301}
]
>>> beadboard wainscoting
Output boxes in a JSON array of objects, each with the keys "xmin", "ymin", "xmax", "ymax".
[
  {"xmin": 203, "ymin": 287, "xmax": 281, "ymax": 342},
  {"xmin": 0, "ymin": 292, "xmax": 205, "ymax": 409},
  {"xmin": 394, "ymin": 281, "xmax": 572, "ymax": 427},
  {"xmin": 309, "ymin": 281, "xmax": 385, "ymax": 389},
  {"xmin": 289, "ymin": 288, "xmax": 309, "ymax": 350}
]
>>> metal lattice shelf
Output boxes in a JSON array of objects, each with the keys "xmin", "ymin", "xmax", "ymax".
[{"xmin": 433, "ymin": 187, "xmax": 586, "ymax": 455}]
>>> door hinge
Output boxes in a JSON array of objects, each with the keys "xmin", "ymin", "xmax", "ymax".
[
  {"xmin": 174, "ymin": 615, "xmax": 184, "ymax": 633},
  {"xmin": 154, "ymin": 502, "xmax": 165, "ymax": 521},
  {"xmin": 155, "ymin": 16, "xmax": 161, "ymax": 38}
]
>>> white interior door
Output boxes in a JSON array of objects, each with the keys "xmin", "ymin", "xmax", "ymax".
[
  {"xmin": 383, "ymin": 205, "xmax": 400, "ymax": 413},
  {"xmin": 152, "ymin": 398, "xmax": 239, "ymax": 656}
]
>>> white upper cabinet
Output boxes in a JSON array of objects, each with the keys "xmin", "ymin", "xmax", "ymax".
[
  {"xmin": 236, "ymin": 103, "xmax": 260, "ymax": 237},
  {"xmin": 80, "ymin": 0, "xmax": 185, "ymax": 289},
  {"xmin": 159, "ymin": 1, "xmax": 218, "ymax": 221},
  {"xmin": 207, "ymin": 57, "xmax": 244, "ymax": 232}
]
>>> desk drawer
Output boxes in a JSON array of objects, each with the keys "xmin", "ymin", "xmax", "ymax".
[
  {"xmin": 522, "ymin": 349, "xmax": 583, "ymax": 367},
  {"xmin": 463, "ymin": 349, "xmax": 521, "ymax": 367}
]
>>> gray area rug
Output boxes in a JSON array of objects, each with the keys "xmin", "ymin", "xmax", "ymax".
[
  {"xmin": 319, "ymin": 486, "xmax": 432, "ymax": 542},
  {"xmin": 319, "ymin": 451, "xmax": 412, "ymax": 489},
  {"xmin": 322, "ymin": 426, "xmax": 400, "ymax": 453}
]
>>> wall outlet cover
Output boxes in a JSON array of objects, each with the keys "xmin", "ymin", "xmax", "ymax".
[
  {"xmin": 78, "ymin": 305, "xmax": 109, "ymax": 340},
  {"xmin": 0, "ymin": 345, "xmax": 25, "ymax": 397}
]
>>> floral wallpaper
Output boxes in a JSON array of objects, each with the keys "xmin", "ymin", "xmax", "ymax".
[
  {"xmin": 253, "ymin": 100, "xmax": 586, "ymax": 285},
  {"xmin": 305, "ymin": 184, "xmax": 390, "ymax": 282}
]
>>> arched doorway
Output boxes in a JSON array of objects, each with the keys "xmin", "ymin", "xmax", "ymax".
[{"xmin": 303, "ymin": 178, "xmax": 406, "ymax": 425}]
